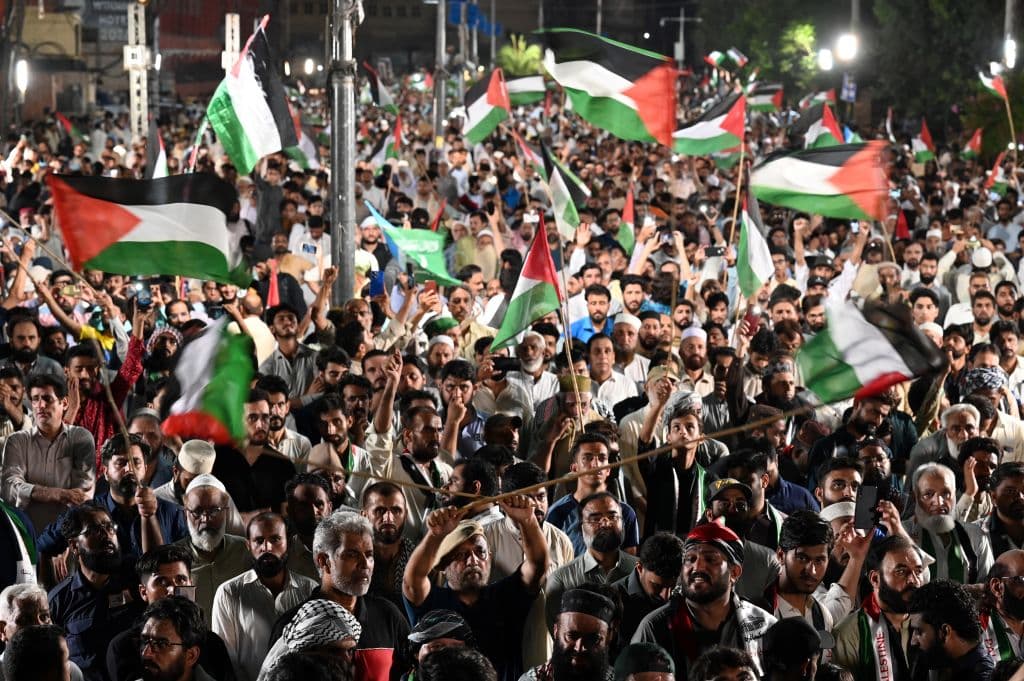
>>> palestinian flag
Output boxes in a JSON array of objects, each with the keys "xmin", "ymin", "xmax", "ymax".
[
  {"xmin": 980, "ymin": 72, "xmax": 1008, "ymax": 100},
  {"xmin": 617, "ymin": 184, "xmax": 636, "ymax": 254},
  {"xmin": 712, "ymin": 144, "xmax": 743, "ymax": 169},
  {"xmin": 145, "ymin": 120, "xmax": 168, "ymax": 179},
  {"xmin": 796, "ymin": 301, "xmax": 947, "ymax": 403},
  {"xmin": 672, "ymin": 92, "xmax": 746, "ymax": 155},
  {"xmin": 56, "ymin": 112, "xmax": 89, "ymax": 144},
  {"xmin": 790, "ymin": 103, "xmax": 843, "ymax": 148},
  {"xmin": 962, "ymin": 128, "xmax": 982, "ymax": 160},
  {"xmin": 205, "ymin": 15, "xmax": 297, "ymax": 175},
  {"xmin": 489, "ymin": 217, "xmax": 564, "ymax": 351},
  {"xmin": 798, "ymin": 90, "xmax": 836, "ymax": 110},
  {"xmin": 986, "ymin": 151, "xmax": 1009, "ymax": 195},
  {"xmin": 705, "ymin": 51, "xmax": 726, "ymax": 67},
  {"xmin": 283, "ymin": 104, "xmax": 320, "ymax": 170},
  {"xmin": 894, "ymin": 207, "xmax": 911, "ymax": 240},
  {"xmin": 737, "ymin": 196, "xmax": 773, "ymax": 299},
  {"xmin": 369, "ymin": 117, "xmax": 403, "ymax": 169},
  {"xmin": 541, "ymin": 28, "xmax": 677, "ymax": 146},
  {"xmin": 749, "ymin": 141, "xmax": 889, "ymax": 221},
  {"xmin": 912, "ymin": 119, "xmax": 935, "ymax": 163},
  {"xmin": 364, "ymin": 202, "xmax": 460, "ymax": 286},
  {"xmin": 506, "ymin": 75, "xmax": 547, "ymax": 105},
  {"xmin": 543, "ymin": 143, "xmax": 590, "ymax": 239},
  {"xmin": 464, "ymin": 68, "xmax": 511, "ymax": 144},
  {"xmin": 512, "ymin": 130, "xmax": 547, "ymax": 181},
  {"xmin": 364, "ymin": 61, "xmax": 398, "ymax": 113},
  {"xmin": 843, "ymin": 126, "xmax": 864, "ymax": 143},
  {"xmin": 727, "ymin": 47, "xmax": 749, "ymax": 67},
  {"xmin": 162, "ymin": 317, "xmax": 255, "ymax": 444},
  {"xmin": 748, "ymin": 83, "xmax": 783, "ymax": 112},
  {"xmin": 186, "ymin": 118, "xmax": 209, "ymax": 173},
  {"xmin": 46, "ymin": 173, "xmax": 249, "ymax": 286}
]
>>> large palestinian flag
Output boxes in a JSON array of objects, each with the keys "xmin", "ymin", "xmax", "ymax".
[
  {"xmin": 490, "ymin": 217, "xmax": 564, "ymax": 351},
  {"xmin": 541, "ymin": 28, "xmax": 677, "ymax": 146},
  {"xmin": 748, "ymin": 83, "xmax": 783, "ymax": 112},
  {"xmin": 790, "ymin": 103, "xmax": 843, "ymax": 148},
  {"xmin": 46, "ymin": 173, "xmax": 249, "ymax": 286},
  {"xmin": 206, "ymin": 15, "xmax": 297, "ymax": 175},
  {"xmin": 672, "ymin": 92, "xmax": 746, "ymax": 155},
  {"xmin": 749, "ymin": 141, "xmax": 888, "ymax": 221},
  {"xmin": 364, "ymin": 61, "xmax": 398, "ymax": 113},
  {"xmin": 797, "ymin": 301, "xmax": 947, "ymax": 402},
  {"xmin": 464, "ymin": 68, "xmax": 511, "ymax": 144}
]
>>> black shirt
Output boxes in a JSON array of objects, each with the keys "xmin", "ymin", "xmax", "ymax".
[
  {"xmin": 106, "ymin": 628, "xmax": 236, "ymax": 681},
  {"xmin": 212, "ymin": 445, "xmax": 297, "ymax": 512}
]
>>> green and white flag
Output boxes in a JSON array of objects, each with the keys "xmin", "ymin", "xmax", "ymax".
[
  {"xmin": 542, "ymin": 144, "xmax": 591, "ymax": 240},
  {"xmin": 737, "ymin": 197, "xmax": 773, "ymax": 299},
  {"xmin": 464, "ymin": 68, "xmax": 511, "ymax": 144},
  {"xmin": 364, "ymin": 202, "xmax": 460, "ymax": 286},
  {"xmin": 506, "ymin": 75, "xmax": 547, "ymax": 105}
]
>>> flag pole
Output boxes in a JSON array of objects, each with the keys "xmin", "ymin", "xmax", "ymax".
[
  {"xmin": 555, "ymin": 230, "xmax": 587, "ymax": 435},
  {"xmin": 726, "ymin": 142, "xmax": 746, "ymax": 246},
  {"xmin": 1005, "ymin": 93, "xmax": 1018, "ymax": 167}
]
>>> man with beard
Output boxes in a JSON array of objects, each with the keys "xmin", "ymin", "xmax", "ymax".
[
  {"xmin": 283, "ymin": 474, "xmax": 333, "ymax": 580},
  {"xmin": 801, "ymin": 294, "xmax": 827, "ymax": 337},
  {"xmin": 995, "ymin": 281, "xmax": 1018, "ymax": 322},
  {"xmin": 942, "ymin": 325, "xmax": 972, "ymax": 402},
  {"xmin": 270, "ymin": 511, "xmax": 411, "ymax": 681},
  {"xmin": 129, "ymin": 410, "xmax": 175, "ymax": 489},
  {"xmin": 613, "ymin": 533, "xmax": 684, "ymax": 646},
  {"xmin": 49, "ymin": 506, "xmax": 144, "ymax": 681},
  {"xmin": 972, "ymin": 291, "xmax": 998, "ymax": 344},
  {"xmin": 991, "ymin": 321, "xmax": 1024, "ymax": 396},
  {"xmin": 440, "ymin": 459, "xmax": 502, "ymax": 526},
  {"xmin": 631, "ymin": 523, "xmax": 775, "ymax": 678},
  {"xmin": 546, "ymin": 492, "xmax": 639, "ymax": 628},
  {"xmin": 978, "ymin": 463, "xmax": 1024, "ymax": 560},
  {"xmin": 571, "ymin": 285, "xmax": 612, "ymax": 344},
  {"xmin": 955, "ymin": 437, "xmax": 1000, "ymax": 523},
  {"xmin": 908, "ymin": 403, "xmax": 980, "ymax": 481},
  {"xmin": 445, "ymin": 286, "xmax": 496, "ymax": 362},
  {"xmin": 1, "ymin": 317, "xmax": 63, "ymax": 380},
  {"xmin": 258, "ymin": 304, "xmax": 317, "ymax": 399},
  {"xmin": 908, "ymin": 580, "xmax": 994, "ymax": 680},
  {"xmin": 37, "ymin": 433, "xmax": 186, "ymax": 564},
  {"xmin": 612, "ymin": 314, "xmax": 649, "ymax": 386},
  {"xmin": 212, "ymin": 512, "xmax": 316, "ymax": 681},
  {"xmin": 522, "ymin": 589, "xmax": 616, "ymax": 681},
  {"xmin": 904, "ymin": 463, "xmax": 993, "ymax": 583},
  {"xmin": 404, "ymin": 495, "xmax": 546, "ymax": 681},
  {"xmin": 254, "ymin": 376, "xmax": 311, "ymax": 470},
  {"xmin": 105, "ymin": 546, "xmax": 233, "ymax": 681},
  {"xmin": 806, "ymin": 392, "xmax": 895, "ymax": 493},
  {"xmin": 980, "ymin": 549, "xmax": 1024, "ymax": 661},
  {"xmin": 135, "ymin": 597, "xmax": 214, "ymax": 681},
  {"xmin": 0, "ymin": 583, "xmax": 86, "ymax": 680},
  {"xmin": 361, "ymin": 482, "xmax": 416, "ymax": 609},
  {"xmin": 915, "ymin": 252, "xmax": 952, "ymax": 315},
  {"xmin": 212, "ymin": 389, "xmax": 297, "ymax": 518},
  {"xmin": 153, "ymin": 440, "xmax": 244, "ymax": 536},
  {"xmin": 143, "ymin": 328, "xmax": 181, "ymax": 380},
  {"xmin": 856, "ymin": 438, "xmax": 904, "ymax": 495},
  {"xmin": 678, "ymin": 328, "xmax": 713, "ymax": 398},
  {"xmin": 587, "ymin": 334, "xmax": 637, "ymax": 411},
  {"xmin": 507, "ymin": 332, "xmax": 560, "ymax": 407},
  {"xmin": 620, "ymin": 276, "xmax": 648, "ymax": 317},
  {"xmin": 722, "ymin": 451, "xmax": 787, "ymax": 551},
  {"xmin": 173, "ymin": 476, "xmax": 251, "ymax": 628},
  {"xmin": 636, "ymin": 312, "xmax": 663, "ymax": 359},
  {"xmin": 391, "ymin": 406, "xmax": 452, "ymax": 540}
]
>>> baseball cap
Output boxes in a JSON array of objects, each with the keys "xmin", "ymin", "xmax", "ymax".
[
  {"xmin": 485, "ymin": 413, "xmax": 523, "ymax": 431},
  {"xmin": 807, "ymin": 275, "xmax": 829, "ymax": 289},
  {"xmin": 706, "ymin": 477, "xmax": 753, "ymax": 504},
  {"xmin": 762, "ymin": 617, "xmax": 835, "ymax": 670},
  {"xmin": 433, "ymin": 520, "xmax": 485, "ymax": 570},
  {"xmin": 177, "ymin": 440, "xmax": 216, "ymax": 475}
]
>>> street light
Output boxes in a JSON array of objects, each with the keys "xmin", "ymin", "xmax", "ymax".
[
  {"xmin": 284, "ymin": 61, "xmax": 291, "ymax": 77},
  {"xmin": 1006, "ymin": 37, "xmax": 1018, "ymax": 69},
  {"xmin": 836, "ymin": 33, "xmax": 858, "ymax": 61},
  {"xmin": 818, "ymin": 48, "xmax": 834, "ymax": 71},
  {"xmin": 15, "ymin": 60, "xmax": 28, "ymax": 97},
  {"xmin": 304, "ymin": 57, "xmax": 315, "ymax": 75}
]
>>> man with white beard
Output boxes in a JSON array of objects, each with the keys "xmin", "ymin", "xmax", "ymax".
[
  {"xmin": 507, "ymin": 332, "xmax": 559, "ymax": 406},
  {"xmin": 906, "ymin": 404, "xmax": 981, "ymax": 482},
  {"xmin": 903, "ymin": 463, "xmax": 993, "ymax": 583},
  {"xmin": 172, "ymin": 475, "xmax": 251, "ymax": 626}
]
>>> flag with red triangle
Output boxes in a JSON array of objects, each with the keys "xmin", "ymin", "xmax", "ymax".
[
  {"xmin": 895, "ymin": 208, "xmax": 911, "ymax": 240},
  {"xmin": 464, "ymin": 68, "xmax": 511, "ymax": 144},
  {"xmin": 963, "ymin": 128, "xmax": 982, "ymax": 160},
  {"xmin": 617, "ymin": 185, "xmax": 636, "ymax": 255},
  {"xmin": 912, "ymin": 119, "xmax": 935, "ymax": 162},
  {"xmin": 980, "ymin": 72, "xmax": 1008, "ymax": 100}
]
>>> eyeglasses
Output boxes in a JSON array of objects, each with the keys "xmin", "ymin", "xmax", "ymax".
[
  {"xmin": 139, "ymin": 636, "xmax": 186, "ymax": 653},
  {"xmin": 712, "ymin": 499, "xmax": 749, "ymax": 513},
  {"xmin": 79, "ymin": 521, "xmax": 118, "ymax": 538},
  {"xmin": 186, "ymin": 507, "xmax": 225, "ymax": 520},
  {"xmin": 1003, "ymin": 576, "xmax": 1024, "ymax": 587}
]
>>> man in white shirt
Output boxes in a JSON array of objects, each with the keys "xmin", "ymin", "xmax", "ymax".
[
  {"xmin": 211, "ymin": 512, "xmax": 316, "ymax": 681},
  {"xmin": 587, "ymin": 334, "xmax": 638, "ymax": 411},
  {"xmin": 506, "ymin": 332, "xmax": 559, "ymax": 406}
]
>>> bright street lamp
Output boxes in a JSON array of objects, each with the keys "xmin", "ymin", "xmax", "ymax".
[
  {"xmin": 1006, "ymin": 37, "xmax": 1018, "ymax": 69},
  {"xmin": 284, "ymin": 61, "xmax": 291, "ymax": 77},
  {"xmin": 304, "ymin": 58, "xmax": 315, "ymax": 75},
  {"xmin": 836, "ymin": 33, "xmax": 858, "ymax": 61},
  {"xmin": 14, "ymin": 59, "xmax": 28, "ymax": 96},
  {"xmin": 818, "ymin": 48, "xmax": 834, "ymax": 71}
]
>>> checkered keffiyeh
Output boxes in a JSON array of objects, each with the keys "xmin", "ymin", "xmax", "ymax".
[{"xmin": 282, "ymin": 599, "xmax": 362, "ymax": 651}]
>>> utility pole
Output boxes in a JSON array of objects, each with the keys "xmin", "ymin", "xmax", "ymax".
[
  {"xmin": 458, "ymin": 0, "xmax": 468, "ymax": 102},
  {"xmin": 433, "ymin": 0, "xmax": 447, "ymax": 147},
  {"xmin": 489, "ymin": 0, "xmax": 496, "ymax": 67},
  {"xmin": 660, "ymin": 7, "xmax": 701, "ymax": 70},
  {"xmin": 330, "ymin": 0, "xmax": 358, "ymax": 303},
  {"xmin": 538, "ymin": 0, "xmax": 543, "ymax": 31},
  {"xmin": 221, "ymin": 13, "xmax": 240, "ymax": 75},
  {"xmin": 123, "ymin": 3, "xmax": 149, "ymax": 142},
  {"xmin": 596, "ymin": 0, "xmax": 602, "ymax": 35},
  {"xmin": 470, "ymin": 0, "xmax": 478, "ymax": 67},
  {"xmin": 149, "ymin": 14, "xmax": 160, "ymax": 121}
]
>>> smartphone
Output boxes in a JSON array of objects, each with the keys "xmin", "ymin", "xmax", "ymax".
[
  {"xmin": 854, "ymin": 485, "xmax": 880, "ymax": 531},
  {"xmin": 60, "ymin": 285, "xmax": 80, "ymax": 297},
  {"xmin": 302, "ymin": 243, "xmax": 316, "ymax": 254},
  {"xmin": 850, "ymin": 220, "xmax": 860, "ymax": 233},
  {"xmin": 706, "ymin": 246, "xmax": 725, "ymax": 257},
  {"xmin": 135, "ymin": 282, "xmax": 152, "ymax": 309},
  {"xmin": 173, "ymin": 585, "xmax": 197, "ymax": 602},
  {"xmin": 368, "ymin": 271, "xmax": 385, "ymax": 297},
  {"xmin": 424, "ymin": 280, "xmax": 438, "ymax": 295},
  {"xmin": 743, "ymin": 307, "xmax": 762, "ymax": 336}
]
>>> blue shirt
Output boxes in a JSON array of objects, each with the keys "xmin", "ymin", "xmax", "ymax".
[
  {"xmin": 37, "ymin": 491, "xmax": 188, "ymax": 559},
  {"xmin": 570, "ymin": 316, "xmax": 610, "ymax": 344},
  {"xmin": 767, "ymin": 478, "xmax": 821, "ymax": 515},
  {"xmin": 546, "ymin": 493, "xmax": 641, "ymax": 556}
]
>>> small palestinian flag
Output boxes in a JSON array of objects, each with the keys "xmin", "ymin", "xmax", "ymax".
[
  {"xmin": 206, "ymin": 15, "xmax": 297, "ymax": 175},
  {"xmin": 705, "ymin": 51, "xmax": 726, "ymax": 67},
  {"xmin": 790, "ymin": 103, "xmax": 843, "ymax": 149},
  {"xmin": 145, "ymin": 119, "xmax": 168, "ymax": 179},
  {"xmin": 712, "ymin": 144, "xmax": 743, "ymax": 169},
  {"xmin": 749, "ymin": 141, "xmax": 889, "ymax": 221},
  {"xmin": 737, "ymin": 196, "xmax": 773, "ymax": 299},
  {"xmin": 369, "ymin": 117, "xmax": 403, "ymax": 169},
  {"xmin": 980, "ymin": 71, "xmax": 1008, "ymax": 100},
  {"xmin": 672, "ymin": 92, "xmax": 746, "ymax": 155},
  {"xmin": 748, "ymin": 83, "xmax": 783, "ymax": 112},
  {"xmin": 843, "ymin": 126, "xmax": 864, "ymax": 144},
  {"xmin": 618, "ymin": 184, "xmax": 636, "ymax": 255},
  {"xmin": 542, "ymin": 143, "xmax": 590, "ymax": 239},
  {"xmin": 962, "ymin": 128, "xmax": 982, "ymax": 160},
  {"xmin": 506, "ymin": 75, "xmax": 547, "ymax": 105},
  {"xmin": 512, "ymin": 130, "xmax": 547, "ymax": 181},
  {"xmin": 986, "ymin": 151, "xmax": 1009, "ymax": 195},
  {"xmin": 912, "ymin": 119, "xmax": 935, "ymax": 163},
  {"xmin": 46, "ymin": 173, "xmax": 249, "ymax": 286},
  {"xmin": 797, "ymin": 301, "xmax": 947, "ymax": 403},
  {"xmin": 727, "ymin": 47, "xmax": 749, "ymax": 67},
  {"xmin": 894, "ymin": 208, "xmax": 911, "ymax": 240},
  {"xmin": 798, "ymin": 89, "xmax": 836, "ymax": 110},
  {"xmin": 541, "ymin": 28, "xmax": 677, "ymax": 146},
  {"xmin": 163, "ymin": 317, "xmax": 255, "ymax": 444},
  {"xmin": 490, "ymin": 217, "xmax": 564, "ymax": 351},
  {"xmin": 56, "ymin": 112, "xmax": 89, "ymax": 144},
  {"xmin": 364, "ymin": 61, "xmax": 398, "ymax": 113},
  {"xmin": 464, "ymin": 68, "xmax": 511, "ymax": 144}
]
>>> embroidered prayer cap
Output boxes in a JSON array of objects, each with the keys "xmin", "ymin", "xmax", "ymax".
[
  {"xmin": 407, "ymin": 609, "xmax": 476, "ymax": 647},
  {"xmin": 185, "ymin": 473, "xmax": 227, "ymax": 496},
  {"xmin": 559, "ymin": 588, "xmax": 616, "ymax": 624},
  {"xmin": 176, "ymin": 440, "xmax": 216, "ymax": 475},
  {"xmin": 762, "ymin": 616, "xmax": 835, "ymax": 670},
  {"xmin": 680, "ymin": 326, "xmax": 707, "ymax": 343},
  {"xmin": 559, "ymin": 374, "xmax": 592, "ymax": 393},
  {"xmin": 613, "ymin": 643, "xmax": 675, "ymax": 681},
  {"xmin": 424, "ymin": 316, "xmax": 459, "ymax": 339},
  {"xmin": 818, "ymin": 501, "xmax": 856, "ymax": 523},
  {"xmin": 432, "ymin": 519, "xmax": 485, "ymax": 570},
  {"xmin": 282, "ymin": 599, "xmax": 361, "ymax": 651},
  {"xmin": 683, "ymin": 522, "xmax": 744, "ymax": 565},
  {"xmin": 613, "ymin": 313, "xmax": 641, "ymax": 330},
  {"xmin": 646, "ymin": 365, "xmax": 679, "ymax": 385}
]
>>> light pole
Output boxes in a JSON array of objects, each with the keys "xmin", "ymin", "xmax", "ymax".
[
  {"xmin": 433, "ymin": 0, "xmax": 447, "ymax": 147},
  {"xmin": 659, "ymin": 7, "xmax": 702, "ymax": 69},
  {"xmin": 14, "ymin": 58, "xmax": 27, "ymax": 126},
  {"xmin": 329, "ymin": 0, "xmax": 358, "ymax": 303}
]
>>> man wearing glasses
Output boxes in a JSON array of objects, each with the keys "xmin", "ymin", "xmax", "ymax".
[
  {"xmin": 1, "ymin": 374, "xmax": 95, "ymax": 534},
  {"xmin": 136, "ymin": 597, "xmax": 218, "ymax": 681},
  {"xmin": 48, "ymin": 505, "xmax": 141, "ymax": 681}
]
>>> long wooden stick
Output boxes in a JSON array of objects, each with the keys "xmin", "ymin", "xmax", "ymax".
[{"xmin": 1006, "ymin": 94, "xmax": 1018, "ymax": 169}]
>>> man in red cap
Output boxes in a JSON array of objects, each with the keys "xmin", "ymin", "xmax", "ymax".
[{"xmin": 630, "ymin": 522, "xmax": 776, "ymax": 679}]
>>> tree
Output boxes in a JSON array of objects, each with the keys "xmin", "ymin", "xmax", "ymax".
[{"xmin": 497, "ymin": 35, "xmax": 542, "ymax": 77}]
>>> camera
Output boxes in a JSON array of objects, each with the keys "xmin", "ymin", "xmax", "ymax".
[{"xmin": 492, "ymin": 357, "xmax": 520, "ymax": 373}]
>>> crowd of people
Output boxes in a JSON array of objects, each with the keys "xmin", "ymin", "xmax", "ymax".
[{"xmin": 3, "ymin": 65, "xmax": 1024, "ymax": 681}]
